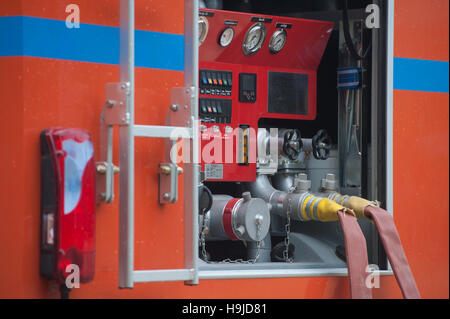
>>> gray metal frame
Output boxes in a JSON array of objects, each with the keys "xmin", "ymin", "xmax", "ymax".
[
  {"xmin": 198, "ymin": 264, "xmax": 394, "ymax": 280},
  {"xmin": 386, "ymin": 0, "xmax": 394, "ymax": 215}
]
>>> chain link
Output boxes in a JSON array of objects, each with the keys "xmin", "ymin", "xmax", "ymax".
[
  {"xmin": 200, "ymin": 210, "xmax": 208, "ymax": 261},
  {"xmin": 283, "ymin": 198, "xmax": 294, "ymax": 263}
]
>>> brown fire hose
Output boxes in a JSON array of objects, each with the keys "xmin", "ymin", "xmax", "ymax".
[
  {"xmin": 330, "ymin": 193, "xmax": 421, "ymax": 298},
  {"xmin": 296, "ymin": 195, "xmax": 373, "ymax": 298},
  {"xmin": 337, "ymin": 209, "xmax": 372, "ymax": 299},
  {"xmin": 364, "ymin": 206, "xmax": 421, "ymax": 299}
]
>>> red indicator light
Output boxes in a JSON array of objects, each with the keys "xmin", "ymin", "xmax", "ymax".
[{"xmin": 40, "ymin": 128, "xmax": 96, "ymax": 285}]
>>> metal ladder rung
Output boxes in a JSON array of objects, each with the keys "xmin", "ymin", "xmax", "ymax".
[
  {"xmin": 133, "ymin": 269, "xmax": 195, "ymax": 283},
  {"xmin": 133, "ymin": 125, "xmax": 193, "ymax": 139}
]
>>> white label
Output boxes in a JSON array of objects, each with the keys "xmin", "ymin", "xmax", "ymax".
[{"xmin": 205, "ymin": 164, "xmax": 223, "ymax": 180}]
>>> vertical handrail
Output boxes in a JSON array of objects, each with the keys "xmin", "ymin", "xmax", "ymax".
[
  {"xmin": 386, "ymin": 0, "xmax": 394, "ymax": 215},
  {"xmin": 118, "ymin": 0, "xmax": 135, "ymax": 289},
  {"xmin": 183, "ymin": 0, "xmax": 200, "ymax": 285}
]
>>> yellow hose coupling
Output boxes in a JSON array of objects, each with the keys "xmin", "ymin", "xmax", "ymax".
[
  {"xmin": 328, "ymin": 192, "xmax": 379, "ymax": 219},
  {"xmin": 300, "ymin": 193, "xmax": 352, "ymax": 222}
]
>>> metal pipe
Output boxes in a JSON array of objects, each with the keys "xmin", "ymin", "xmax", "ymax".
[
  {"xmin": 183, "ymin": 0, "xmax": 200, "ymax": 285},
  {"xmin": 244, "ymin": 175, "xmax": 286, "ymax": 216},
  {"xmin": 247, "ymin": 234, "xmax": 272, "ymax": 263},
  {"xmin": 302, "ymin": 138, "xmax": 313, "ymax": 153},
  {"xmin": 271, "ymin": 173, "xmax": 297, "ymax": 193},
  {"xmin": 118, "ymin": 0, "xmax": 135, "ymax": 290},
  {"xmin": 245, "ymin": 175, "xmax": 351, "ymax": 222}
]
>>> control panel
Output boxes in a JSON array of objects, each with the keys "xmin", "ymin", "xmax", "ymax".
[
  {"xmin": 198, "ymin": 9, "xmax": 332, "ymax": 182},
  {"xmin": 200, "ymin": 69, "xmax": 233, "ymax": 96},
  {"xmin": 199, "ymin": 98, "xmax": 232, "ymax": 124}
]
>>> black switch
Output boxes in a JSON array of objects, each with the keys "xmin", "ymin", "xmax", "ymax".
[{"xmin": 239, "ymin": 73, "xmax": 257, "ymax": 103}]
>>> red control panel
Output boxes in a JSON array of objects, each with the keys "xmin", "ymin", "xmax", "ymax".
[{"xmin": 199, "ymin": 9, "xmax": 333, "ymax": 182}]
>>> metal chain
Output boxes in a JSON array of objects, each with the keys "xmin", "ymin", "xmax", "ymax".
[
  {"xmin": 283, "ymin": 198, "xmax": 294, "ymax": 263},
  {"xmin": 199, "ymin": 214, "xmax": 263, "ymax": 264},
  {"xmin": 199, "ymin": 210, "xmax": 208, "ymax": 261}
]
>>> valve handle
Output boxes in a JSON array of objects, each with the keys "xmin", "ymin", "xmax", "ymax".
[
  {"xmin": 312, "ymin": 129, "xmax": 331, "ymax": 160},
  {"xmin": 283, "ymin": 129, "xmax": 303, "ymax": 160}
]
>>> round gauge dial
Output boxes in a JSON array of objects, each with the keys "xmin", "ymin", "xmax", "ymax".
[
  {"xmin": 242, "ymin": 23, "xmax": 267, "ymax": 56},
  {"xmin": 219, "ymin": 27, "xmax": 235, "ymax": 47},
  {"xmin": 198, "ymin": 16, "xmax": 209, "ymax": 46},
  {"xmin": 269, "ymin": 29, "xmax": 287, "ymax": 54}
]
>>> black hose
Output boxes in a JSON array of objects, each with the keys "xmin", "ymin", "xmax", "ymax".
[
  {"xmin": 60, "ymin": 284, "xmax": 71, "ymax": 299},
  {"xmin": 342, "ymin": 0, "xmax": 368, "ymax": 61}
]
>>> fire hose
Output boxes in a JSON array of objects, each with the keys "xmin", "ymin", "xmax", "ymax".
[
  {"xmin": 298, "ymin": 194, "xmax": 372, "ymax": 299},
  {"xmin": 246, "ymin": 175, "xmax": 373, "ymax": 299},
  {"xmin": 247, "ymin": 175, "xmax": 420, "ymax": 299},
  {"xmin": 329, "ymin": 193, "xmax": 421, "ymax": 299}
]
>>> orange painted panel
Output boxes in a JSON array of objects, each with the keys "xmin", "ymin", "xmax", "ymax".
[
  {"xmin": 395, "ymin": 0, "xmax": 449, "ymax": 61},
  {"xmin": 392, "ymin": 90, "xmax": 449, "ymax": 298},
  {"xmin": 0, "ymin": 57, "xmax": 29, "ymax": 297},
  {"xmin": 1, "ymin": 0, "xmax": 184, "ymax": 34},
  {"xmin": 0, "ymin": 1, "xmax": 21, "ymax": 16}
]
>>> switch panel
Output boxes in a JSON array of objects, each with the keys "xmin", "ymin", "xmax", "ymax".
[
  {"xmin": 200, "ymin": 69, "xmax": 232, "ymax": 96},
  {"xmin": 199, "ymin": 98, "xmax": 232, "ymax": 124}
]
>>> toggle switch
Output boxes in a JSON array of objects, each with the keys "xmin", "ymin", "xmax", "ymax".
[
  {"xmin": 227, "ymin": 73, "xmax": 232, "ymax": 87},
  {"xmin": 207, "ymin": 72, "xmax": 213, "ymax": 85},
  {"xmin": 201, "ymin": 71, "xmax": 207, "ymax": 85}
]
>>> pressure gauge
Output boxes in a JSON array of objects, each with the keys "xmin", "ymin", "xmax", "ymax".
[
  {"xmin": 269, "ymin": 29, "xmax": 287, "ymax": 54},
  {"xmin": 242, "ymin": 23, "xmax": 267, "ymax": 56},
  {"xmin": 219, "ymin": 27, "xmax": 235, "ymax": 47},
  {"xmin": 199, "ymin": 16, "xmax": 209, "ymax": 46}
]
